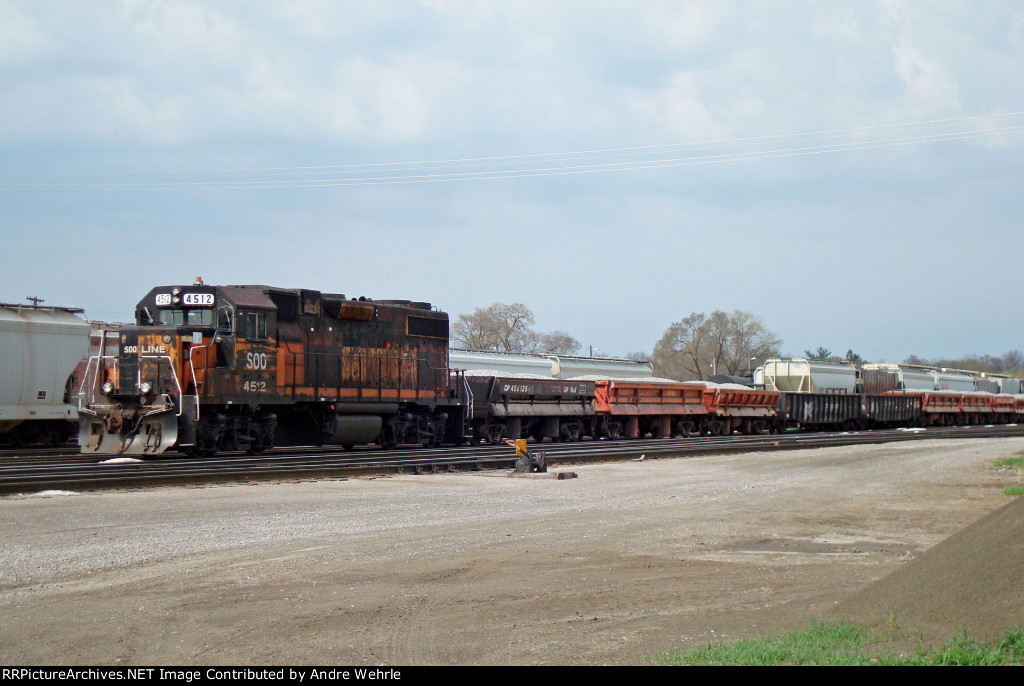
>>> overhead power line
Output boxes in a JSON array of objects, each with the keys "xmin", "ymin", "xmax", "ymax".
[{"xmin": 3, "ymin": 111, "xmax": 1022, "ymax": 189}]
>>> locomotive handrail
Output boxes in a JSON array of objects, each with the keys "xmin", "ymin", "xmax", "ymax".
[
  {"xmin": 186, "ymin": 342, "xmax": 214, "ymax": 420},
  {"xmin": 78, "ymin": 353, "xmax": 187, "ymax": 417},
  {"xmin": 78, "ymin": 353, "xmax": 119, "ymax": 409},
  {"xmin": 459, "ymin": 370, "xmax": 473, "ymax": 422},
  {"xmin": 138, "ymin": 354, "xmax": 188, "ymax": 417}
]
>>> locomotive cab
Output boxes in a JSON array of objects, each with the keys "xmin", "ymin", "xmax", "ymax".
[{"xmin": 79, "ymin": 284, "xmax": 233, "ymax": 455}]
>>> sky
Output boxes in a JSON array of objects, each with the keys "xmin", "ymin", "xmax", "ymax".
[{"xmin": 1, "ymin": 0, "xmax": 1022, "ymax": 363}]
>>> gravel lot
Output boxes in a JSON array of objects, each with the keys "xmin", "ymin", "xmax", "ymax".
[{"xmin": 1, "ymin": 436, "xmax": 1022, "ymax": 665}]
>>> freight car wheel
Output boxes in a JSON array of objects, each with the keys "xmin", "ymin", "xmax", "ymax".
[
  {"xmin": 560, "ymin": 424, "xmax": 582, "ymax": 442},
  {"xmin": 12, "ymin": 423, "xmax": 41, "ymax": 447},
  {"xmin": 42, "ymin": 423, "xmax": 70, "ymax": 446},
  {"xmin": 485, "ymin": 425, "xmax": 506, "ymax": 445}
]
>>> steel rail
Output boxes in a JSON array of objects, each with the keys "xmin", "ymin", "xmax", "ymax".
[{"xmin": 1, "ymin": 424, "xmax": 1022, "ymax": 496}]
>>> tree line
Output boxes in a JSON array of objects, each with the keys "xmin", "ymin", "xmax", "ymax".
[
  {"xmin": 451, "ymin": 302, "xmax": 1023, "ymax": 380},
  {"xmin": 903, "ymin": 351, "xmax": 1024, "ymax": 375}
]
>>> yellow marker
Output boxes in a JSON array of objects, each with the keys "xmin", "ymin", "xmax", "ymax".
[{"xmin": 515, "ymin": 439, "xmax": 528, "ymax": 457}]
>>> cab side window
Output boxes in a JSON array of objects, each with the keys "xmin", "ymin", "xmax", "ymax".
[
  {"xmin": 241, "ymin": 312, "xmax": 267, "ymax": 341},
  {"xmin": 217, "ymin": 306, "xmax": 234, "ymax": 333}
]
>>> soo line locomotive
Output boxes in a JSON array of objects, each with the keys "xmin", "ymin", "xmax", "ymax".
[{"xmin": 58, "ymin": 282, "xmax": 1024, "ymax": 456}]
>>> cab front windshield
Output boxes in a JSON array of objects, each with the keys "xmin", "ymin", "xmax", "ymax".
[{"xmin": 158, "ymin": 308, "xmax": 214, "ymax": 327}]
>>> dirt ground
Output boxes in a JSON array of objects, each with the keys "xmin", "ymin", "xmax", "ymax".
[{"xmin": 1, "ymin": 436, "xmax": 1022, "ymax": 665}]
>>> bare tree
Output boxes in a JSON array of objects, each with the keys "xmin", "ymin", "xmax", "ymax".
[
  {"xmin": 451, "ymin": 303, "xmax": 580, "ymax": 354},
  {"xmin": 539, "ymin": 330, "xmax": 581, "ymax": 355},
  {"xmin": 1000, "ymin": 349, "xmax": 1024, "ymax": 373},
  {"xmin": 653, "ymin": 310, "xmax": 781, "ymax": 380}
]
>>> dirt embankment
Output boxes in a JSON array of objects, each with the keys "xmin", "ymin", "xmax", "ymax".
[{"xmin": 835, "ymin": 493, "xmax": 1024, "ymax": 641}]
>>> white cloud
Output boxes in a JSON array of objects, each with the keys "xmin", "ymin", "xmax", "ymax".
[
  {"xmin": 1, "ymin": 1, "xmax": 1022, "ymax": 360},
  {"xmin": 0, "ymin": 2, "xmax": 48, "ymax": 66},
  {"xmin": 891, "ymin": 40, "xmax": 962, "ymax": 115},
  {"xmin": 628, "ymin": 71, "xmax": 727, "ymax": 140}
]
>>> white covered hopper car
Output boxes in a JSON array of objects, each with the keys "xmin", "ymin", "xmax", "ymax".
[{"xmin": 0, "ymin": 302, "xmax": 90, "ymax": 445}]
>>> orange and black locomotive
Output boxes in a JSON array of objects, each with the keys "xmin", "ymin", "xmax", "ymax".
[{"xmin": 79, "ymin": 282, "xmax": 462, "ymax": 456}]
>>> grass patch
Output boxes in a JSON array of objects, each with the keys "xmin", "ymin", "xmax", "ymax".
[
  {"xmin": 994, "ymin": 452, "xmax": 1024, "ymax": 496},
  {"xmin": 992, "ymin": 453, "xmax": 1024, "ymax": 470},
  {"xmin": 656, "ymin": 620, "xmax": 1024, "ymax": 666}
]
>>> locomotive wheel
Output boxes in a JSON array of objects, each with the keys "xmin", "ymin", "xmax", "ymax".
[
  {"xmin": 341, "ymin": 443, "xmax": 355, "ymax": 451},
  {"xmin": 379, "ymin": 425, "xmax": 397, "ymax": 450}
]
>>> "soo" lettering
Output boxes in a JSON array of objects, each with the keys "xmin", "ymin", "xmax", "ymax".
[{"xmin": 245, "ymin": 352, "xmax": 268, "ymax": 370}]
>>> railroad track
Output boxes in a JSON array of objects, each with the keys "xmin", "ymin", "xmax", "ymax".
[{"xmin": 1, "ymin": 424, "xmax": 1022, "ymax": 496}]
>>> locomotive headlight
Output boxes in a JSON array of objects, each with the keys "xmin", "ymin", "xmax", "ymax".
[
  {"xmin": 101, "ymin": 381, "xmax": 114, "ymax": 394},
  {"xmin": 139, "ymin": 381, "xmax": 153, "ymax": 395}
]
